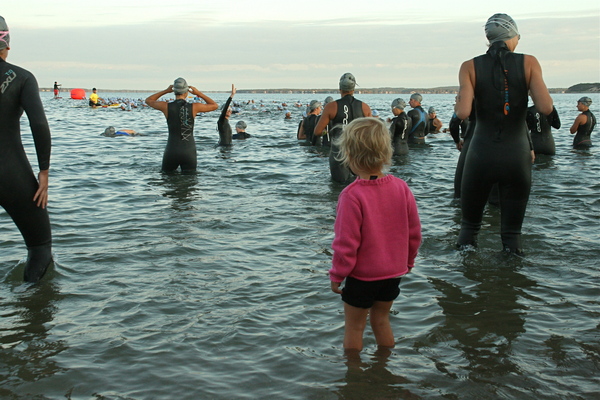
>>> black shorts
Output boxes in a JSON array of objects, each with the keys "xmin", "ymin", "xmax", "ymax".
[{"xmin": 341, "ymin": 276, "xmax": 402, "ymax": 309}]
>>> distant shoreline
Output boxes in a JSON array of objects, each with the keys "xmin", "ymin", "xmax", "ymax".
[{"xmin": 40, "ymin": 83, "xmax": 599, "ymax": 95}]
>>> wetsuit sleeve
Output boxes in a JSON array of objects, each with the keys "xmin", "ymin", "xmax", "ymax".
[
  {"xmin": 330, "ymin": 193, "xmax": 362, "ymax": 283},
  {"xmin": 449, "ymin": 115, "xmax": 461, "ymax": 144},
  {"xmin": 218, "ymin": 96, "xmax": 233, "ymax": 128},
  {"xmin": 21, "ymin": 73, "xmax": 51, "ymax": 170},
  {"xmin": 525, "ymin": 109, "xmax": 536, "ymax": 132},
  {"xmin": 549, "ymin": 106, "xmax": 561, "ymax": 129}
]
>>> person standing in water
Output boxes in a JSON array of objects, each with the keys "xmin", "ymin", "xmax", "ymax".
[
  {"xmin": 569, "ymin": 96, "xmax": 596, "ymax": 149},
  {"xmin": 232, "ymin": 121, "xmax": 251, "ymax": 140},
  {"xmin": 455, "ymin": 13, "xmax": 553, "ymax": 255},
  {"xmin": 406, "ymin": 93, "xmax": 428, "ymax": 144},
  {"xmin": 388, "ymin": 98, "xmax": 412, "ymax": 156},
  {"xmin": 314, "ymin": 73, "xmax": 372, "ymax": 183},
  {"xmin": 329, "ymin": 118, "xmax": 421, "ymax": 352},
  {"xmin": 526, "ymin": 103, "xmax": 560, "ymax": 155},
  {"xmin": 297, "ymin": 100, "xmax": 322, "ymax": 145},
  {"xmin": 0, "ymin": 16, "xmax": 53, "ymax": 282},
  {"xmin": 217, "ymin": 84, "xmax": 236, "ymax": 146},
  {"xmin": 146, "ymin": 78, "xmax": 218, "ymax": 172}
]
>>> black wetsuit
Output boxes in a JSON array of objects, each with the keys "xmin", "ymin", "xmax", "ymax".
[
  {"xmin": 389, "ymin": 112, "xmax": 412, "ymax": 155},
  {"xmin": 302, "ymin": 114, "xmax": 319, "ymax": 145},
  {"xmin": 217, "ymin": 96, "xmax": 233, "ymax": 146},
  {"xmin": 407, "ymin": 106, "xmax": 428, "ymax": 144},
  {"xmin": 457, "ymin": 42, "xmax": 531, "ymax": 254},
  {"xmin": 451, "ymin": 111, "xmax": 474, "ymax": 199},
  {"xmin": 572, "ymin": 110, "xmax": 596, "ymax": 149},
  {"xmin": 0, "ymin": 58, "xmax": 53, "ymax": 282},
  {"xmin": 232, "ymin": 132, "xmax": 251, "ymax": 140},
  {"xmin": 526, "ymin": 105, "xmax": 560, "ymax": 155},
  {"xmin": 329, "ymin": 95, "xmax": 364, "ymax": 183},
  {"xmin": 162, "ymin": 99, "xmax": 196, "ymax": 172}
]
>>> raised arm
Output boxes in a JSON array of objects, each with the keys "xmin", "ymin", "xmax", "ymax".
[
  {"xmin": 190, "ymin": 86, "xmax": 218, "ymax": 114},
  {"xmin": 145, "ymin": 86, "xmax": 173, "ymax": 116}
]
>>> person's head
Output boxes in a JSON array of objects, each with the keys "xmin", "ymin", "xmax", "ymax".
[
  {"xmin": 335, "ymin": 118, "xmax": 392, "ymax": 175},
  {"xmin": 0, "ymin": 16, "xmax": 10, "ymax": 57},
  {"xmin": 309, "ymin": 100, "xmax": 322, "ymax": 114},
  {"xmin": 285, "ymin": 111, "xmax": 292, "ymax": 119},
  {"xmin": 103, "ymin": 126, "xmax": 116, "ymax": 136},
  {"xmin": 485, "ymin": 13, "xmax": 520, "ymax": 48},
  {"xmin": 324, "ymin": 96, "xmax": 334, "ymax": 105},
  {"xmin": 391, "ymin": 98, "xmax": 406, "ymax": 116},
  {"xmin": 577, "ymin": 96, "xmax": 592, "ymax": 111},
  {"xmin": 235, "ymin": 120, "xmax": 247, "ymax": 132},
  {"xmin": 409, "ymin": 93, "xmax": 422, "ymax": 108},
  {"xmin": 428, "ymin": 106, "xmax": 436, "ymax": 117},
  {"xmin": 339, "ymin": 72, "xmax": 356, "ymax": 94},
  {"xmin": 173, "ymin": 77, "xmax": 189, "ymax": 96},
  {"xmin": 92, "ymin": 88, "xmax": 97, "ymax": 93}
]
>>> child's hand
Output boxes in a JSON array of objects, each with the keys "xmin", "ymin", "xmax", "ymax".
[{"xmin": 331, "ymin": 281, "xmax": 342, "ymax": 294}]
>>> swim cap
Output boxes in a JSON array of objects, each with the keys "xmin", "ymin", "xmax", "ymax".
[
  {"xmin": 372, "ymin": 109, "xmax": 379, "ymax": 117},
  {"xmin": 235, "ymin": 121, "xmax": 247, "ymax": 129},
  {"xmin": 391, "ymin": 98, "xmax": 406, "ymax": 110},
  {"xmin": 173, "ymin": 77, "xmax": 189, "ymax": 95},
  {"xmin": 309, "ymin": 100, "xmax": 322, "ymax": 111},
  {"xmin": 578, "ymin": 96, "xmax": 592, "ymax": 107},
  {"xmin": 485, "ymin": 13, "xmax": 519, "ymax": 44},
  {"xmin": 324, "ymin": 96, "xmax": 334, "ymax": 104},
  {"xmin": 104, "ymin": 126, "xmax": 116, "ymax": 136},
  {"xmin": 428, "ymin": 106, "xmax": 436, "ymax": 114},
  {"xmin": 339, "ymin": 73, "xmax": 356, "ymax": 91},
  {"xmin": 0, "ymin": 16, "xmax": 9, "ymax": 50},
  {"xmin": 410, "ymin": 93, "xmax": 422, "ymax": 103}
]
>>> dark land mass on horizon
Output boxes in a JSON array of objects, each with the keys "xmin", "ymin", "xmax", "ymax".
[{"xmin": 41, "ymin": 83, "xmax": 599, "ymax": 95}]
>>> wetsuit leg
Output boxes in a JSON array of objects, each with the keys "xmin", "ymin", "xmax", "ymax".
[
  {"xmin": 1, "ymin": 173, "xmax": 53, "ymax": 282},
  {"xmin": 161, "ymin": 142, "xmax": 197, "ymax": 173},
  {"xmin": 498, "ymin": 167, "xmax": 531, "ymax": 254}
]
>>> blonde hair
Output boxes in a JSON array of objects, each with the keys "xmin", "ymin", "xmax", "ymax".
[{"xmin": 334, "ymin": 117, "xmax": 393, "ymax": 174}]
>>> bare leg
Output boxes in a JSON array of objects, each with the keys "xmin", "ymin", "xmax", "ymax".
[
  {"xmin": 343, "ymin": 303, "xmax": 369, "ymax": 351},
  {"xmin": 369, "ymin": 301, "xmax": 395, "ymax": 348}
]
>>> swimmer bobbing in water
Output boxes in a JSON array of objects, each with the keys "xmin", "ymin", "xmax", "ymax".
[
  {"xmin": 454, "ymin": 13, "xmax": 553, "ymax": 255},
  {"xmin": 0, "ymin": 16, "xmax": 54, "ymax": 282},
  {"xmin": 146, "ymin": 78, "xmax": 218, "ymax": 172}
]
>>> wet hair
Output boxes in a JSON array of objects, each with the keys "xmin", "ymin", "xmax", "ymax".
[{"xmin": 335, "ymin": 118, "xmax": 392, "ymax": 174}]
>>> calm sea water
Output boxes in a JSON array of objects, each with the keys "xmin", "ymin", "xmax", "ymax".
[{"xmin": 1, "ymin": 91, "xmax": 598, "ymax": 399}]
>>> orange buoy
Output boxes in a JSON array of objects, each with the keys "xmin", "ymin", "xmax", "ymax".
[{"xmin": 70, "ymin": 88, "xmax": 86, "ymax": 100}]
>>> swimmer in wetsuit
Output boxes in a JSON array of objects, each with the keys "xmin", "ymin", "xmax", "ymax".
[
  {"xmin": 0, "ymin": 16, "xmax": 53, "ymax": 282},
  {"xmin": 425, "ymin": 106, "xmax": 443, "ymax": 134},
  {"xmin": 232, "ymin": 121, "xmax": 251, "ymax": 140},
  {"xmin": 569, "ymin": 96, "xmax": 596, "ymax": 149},
  {"xmin": 388, "ymin": 98, "xmax": 412, "ymax": 156},
  {"xmin": 313, "ymin": 73, "xmax": 372, "ymax": 183},
  {"xmin": 454, "ymin": 13, "xmax": 553, "ymax": 255},
  {"xmin": 526, "ymin": 104, "xmax": 560, "ymax": 155},
  {"xmin": 217, "ymin": 84, "xmax": 236, "ymax": 146},
  {"xmin": 146, "ymin": 78, "xmax": 218, "ymax": 172},
  {"xmin": 406, "ymin": 93, "xmax": 428, "ymax": 144},
  {"xmin": 297, "ymin": 100, "xmax": 322, "ymax": 145}
]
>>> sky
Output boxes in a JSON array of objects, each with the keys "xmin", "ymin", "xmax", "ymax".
[{"xmin": 2, "ymin": 0, "xmax": 599, "ymax": 91}]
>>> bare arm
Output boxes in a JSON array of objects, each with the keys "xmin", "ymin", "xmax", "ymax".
[
  {"xmin": 455, "ymin": 60, "xmax": 475, "ymax": 120},
  {"xmin": 190, "ymin": 86, "xmax": 218, "ymax": 114},
  {"xmin": 314, "ymin": 101, "xmax": 337, "ymax": 136},
  {"xmin": 525, "ymin": 55, "xmax": 553, "ymax": 115},
  {"xmin": 145, "ymin": 86, "xmax": 173, "ymax": 116},
  {"xmin": 570, "ymin": 113, "xmax": 587, "ymax": 134},
  {"xmin": 362, "ymin": 102, "xmax": 372, "ymax": 117}
]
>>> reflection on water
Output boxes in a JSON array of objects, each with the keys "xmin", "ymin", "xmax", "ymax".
[{"xmin": 0, "ymin": 271, "xmax": 66, "ymax": 397}]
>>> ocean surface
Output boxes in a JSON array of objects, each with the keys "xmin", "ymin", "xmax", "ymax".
[{"xmin": 1, "ymin": 91, "xmax": 598, "ymax": 399}]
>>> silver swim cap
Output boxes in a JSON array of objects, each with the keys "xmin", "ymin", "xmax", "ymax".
[
  {"xmin": 485, "ymin": 13, "xmax": 519, "ymax": 43},
  {"xmin": 410, "ymin": 93, "xmax": 422, "ymax": 103},
  {"xmin": 578, "ymin": 96, "xmax": 592, "ymax": 107},
  {"xmin": 339, "ymin": 73, "xmax": 356, "ymax": 91},
  {"xmin": 324, "ymin": 96, "xmax": 334, "ymax": 104},
  {"xmin": 391, "ymin": 98, "xmax": 406, "ymax": 110},
  {"xmin": 104, "ymin": 126, "xmax": 116, "ymax": 136},
  {"xmin": 309, "ymin": 100, "xmax": 322, "ymax": 111},
  {"xmin": 173, "ymin": 77, "xmax": 189, "ymax": 95},
  {"xmin": 0, "ymin": 16, "xmax": 10, "ymax": 50},
  {"xmin": 428, "ymin": 106, "xmax": 436, "ymax": 114},
  {"xmin": 235, "ymin": 120, "xmax": 247, "ymax": 129}
]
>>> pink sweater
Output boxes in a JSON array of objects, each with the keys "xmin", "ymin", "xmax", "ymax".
[{"xmin": 329, "ymin": 174, "xmax": 421, "ymax": 283}]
